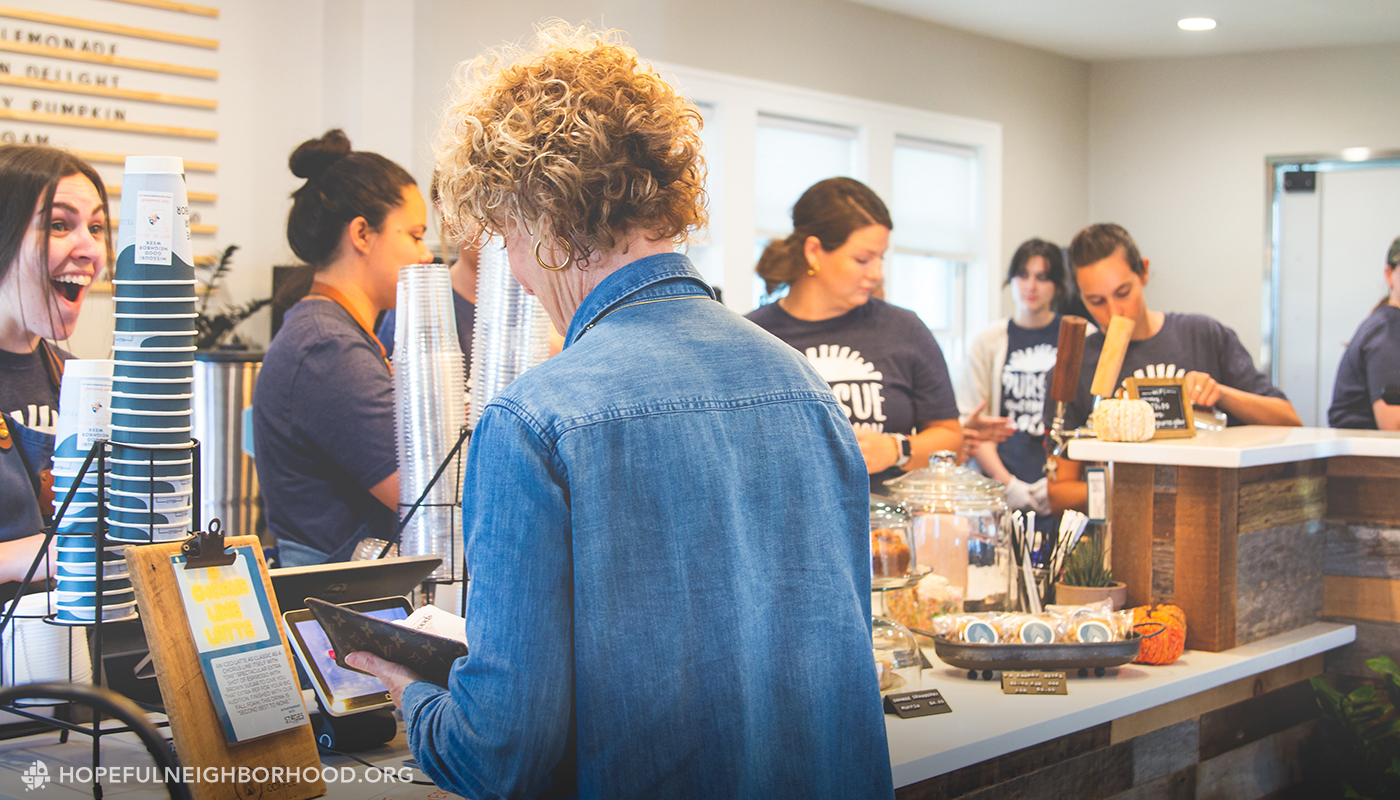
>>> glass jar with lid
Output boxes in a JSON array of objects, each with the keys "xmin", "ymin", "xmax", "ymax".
[
  {"xmin": 883, "ymin": 451, "xmax": 1013, "ymax": 613},
  {"xmin": 872, "ymin": 616, "xmax": 921, "ymax": 694},
  {"xmin": 870, "ymin": 495, "xmax": 923, "ymax": 590}
]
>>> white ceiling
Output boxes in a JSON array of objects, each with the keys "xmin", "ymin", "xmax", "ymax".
[{"xmin": 846, "ymin": 0, "xmax": 1400, "ymax": 61}]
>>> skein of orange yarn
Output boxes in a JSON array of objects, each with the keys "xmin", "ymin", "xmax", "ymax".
[{"xmin": 1132, "ymin": 604, "xmax": 1186, "ymax": 665}]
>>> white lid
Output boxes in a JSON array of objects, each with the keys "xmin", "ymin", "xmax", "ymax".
[{"xmin": 124, "ymin": 156, "xmax": 184, "ymax": 174}]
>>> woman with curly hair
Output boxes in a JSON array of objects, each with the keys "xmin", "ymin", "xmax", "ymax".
[
  {"xmin": 348, "ymin": 22, "xmax": 894, "ymax": 800},
  {"xmin": 252, "ymin": 129, "xmax": 432, "ymax": 566}
]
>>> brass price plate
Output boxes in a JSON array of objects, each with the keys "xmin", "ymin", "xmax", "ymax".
[{"xmin": 1001, "ymin": 670, "xmax": 1068, "ymax": 695}]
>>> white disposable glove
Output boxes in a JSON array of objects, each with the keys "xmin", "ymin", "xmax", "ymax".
[
  {"xmin": 1005, "ymin": 477, "xmax": 1052, "ymax": 516},
  {"xmin": 1026, "ymin": 477, "xmax": 1051, "ymax": 516}
]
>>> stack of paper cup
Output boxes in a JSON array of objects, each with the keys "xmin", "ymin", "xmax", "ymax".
[
  {"xmin": 393, "ymin": 264, "xmax": 467, "ymax": 581},
  {"xmin": 50, "ymin": 358, "xmax": 113, "ymax": 532},
  {"xmin": 107, "ymin": 156, "xmax": 196, "ymax": 546}
]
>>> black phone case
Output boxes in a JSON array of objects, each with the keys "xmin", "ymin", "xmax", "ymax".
[{"xmin": 305, "ymin": 597, "xmax": 468, "ymax": 687}]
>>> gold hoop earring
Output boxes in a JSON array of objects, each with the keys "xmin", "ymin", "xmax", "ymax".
[
  {"xmin": 534, "ymin": 236, "xmax": 572, "ymax": 271},
  {"xmin": 806, "ymin": 260, "xmax": 819, "ymax": 277}
]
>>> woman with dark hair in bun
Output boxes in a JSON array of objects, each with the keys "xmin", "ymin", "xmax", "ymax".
[
  {"xmin": 253, "ymin": 129, "xmax": 432, "ymax": 566},
  {"xmin": 747, "ymin": 176, "xmax": 993, "ymax": 494}
]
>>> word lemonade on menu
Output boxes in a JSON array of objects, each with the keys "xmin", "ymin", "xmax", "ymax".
[{"xmin": 1, "ymin": 23, "xmax": 127, "ymax": 141}]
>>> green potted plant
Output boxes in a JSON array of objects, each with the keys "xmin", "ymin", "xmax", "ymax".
[
  {"xmin": 1053, "ymin": 533, "xmax": 1128, "ymax": 609},
  {"xmin": 195, "ymin": 245, "xmax": 271, "ymax": 350}
]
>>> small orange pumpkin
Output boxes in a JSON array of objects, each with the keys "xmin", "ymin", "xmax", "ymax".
[{"xmin": 1132, "ymin": 604, "xmax": 1186, "ymax": 665}]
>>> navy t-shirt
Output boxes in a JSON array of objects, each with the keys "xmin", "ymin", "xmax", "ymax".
[
  {"xmin": 999, "ymin": 316, "xmax": 1061, "ymax": 484},
  {"xmin": 746, "ymin": 297, "xmax": 959, "ymax": 492},
  {"xmin": 1064, "ymin": 313, "xmax": 1286, "ymax": 430},
  {"xmin": 253, "ymin": 299, "xmax": 398, "ymax": 561},
  {"xmin": 0, "ymin": 345, "xmax": 70, "ymax": 433},
  {"xmin": 1329, "ymin": 305, "xmax": 1400, "ymax": 429}
]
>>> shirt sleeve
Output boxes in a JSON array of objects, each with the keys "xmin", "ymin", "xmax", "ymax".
[
  {"xmin": 292, "ymin": 333, "xmax": 398, "ymax": 490},
  {"xmin": 905, "ymin": 319, "xmax": 960, "ymax": 424},
  {"xmin": 403, "ymin": 401, "xmax": 575, "ymax": 799},
  {"xmin": 1363, "ymin": 315, "xmax": 1400, "ymax": 403},
  {"xmin": 1212, "ymin": 320, "xmax": 1287, "ymax": 400},
  {"xmin": 957, "ymin": 322, "xmax": 1000, "ymax": 417}
]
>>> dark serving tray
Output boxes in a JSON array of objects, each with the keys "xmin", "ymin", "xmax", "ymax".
[{"xmin": 930, "ymin": 633, "xmax": 1147, "ymax": 679}]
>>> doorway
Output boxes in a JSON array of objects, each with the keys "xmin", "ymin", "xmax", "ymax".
[{"xmin": 1267, "ymin": 154, "xmax": 1400, "ymax": 427}]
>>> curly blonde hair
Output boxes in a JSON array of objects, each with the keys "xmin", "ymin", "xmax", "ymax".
[{"xmin": 434, "ymin": 21, "xmax": 707, "ymax": 265}]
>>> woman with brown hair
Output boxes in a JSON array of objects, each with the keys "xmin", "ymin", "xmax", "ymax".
[
  {"xmin": 0, "ymin": 145, "xmax": 110, "ymax": 576},
  {"xmin": 748, "ymin": 176, "xmax": 969, "ymax": 494},
  {"xmin": 348, "ymin": 22, "xmax": 893, "ymax": 800}
]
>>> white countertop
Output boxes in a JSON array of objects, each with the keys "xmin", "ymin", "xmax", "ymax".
[
  {"xmin": 1066, "ymin": 425, "xmax": 1400, "ymax": 468},
  {"xmin": 887, "ymin": 621, "xmax": 1353, "ymax": 787}
]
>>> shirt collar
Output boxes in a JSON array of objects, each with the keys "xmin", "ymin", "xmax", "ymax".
[{"xmin": 564, "ymin": 253, "xmax": 715, "ymax": 347}]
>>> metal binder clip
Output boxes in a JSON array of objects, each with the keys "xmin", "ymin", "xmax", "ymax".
[{"xmin": 181, "ymin": 519, "xmax": 236, "ymax": 569}]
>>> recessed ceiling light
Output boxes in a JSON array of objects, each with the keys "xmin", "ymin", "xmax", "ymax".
[
  {"xmin": 1178, "ymin": 18, "xmax": 1217, "ymax": 31},
  {"xmin": 1342, "ymin": 147, "xmax": 1372, "ymax": 162}
]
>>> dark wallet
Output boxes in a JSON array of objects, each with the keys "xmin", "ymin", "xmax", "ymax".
[{"xmin": 305, "ymin": 597, "xmax": 469, "ymax": 688}]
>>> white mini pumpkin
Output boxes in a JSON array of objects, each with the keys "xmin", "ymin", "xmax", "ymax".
[{"xmin": 1092, "ymin": 398, "xmax": 1156, "ymax": 442}]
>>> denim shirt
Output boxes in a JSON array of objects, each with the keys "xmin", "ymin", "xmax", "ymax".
[{"xmin": 402, "ymin": 253, "xmax": 893, "ymax": 800}]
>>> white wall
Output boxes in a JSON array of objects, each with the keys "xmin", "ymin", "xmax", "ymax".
[
  {"xmin": 1087, "ymin": 42, "xmax": 1400, "ymax": 359},
  {"xmin": 412, "ymin": 0, "xmax": 1091, "ymax": 313}
]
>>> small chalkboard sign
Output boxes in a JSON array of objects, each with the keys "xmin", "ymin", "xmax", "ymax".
[
  {"xmin": 883, "ymin": 689, "xmax": 953, "ymax": 718},
  {"xmin": 1125, "ymin": 377, "xmax": 1196, "ymax": 439}
]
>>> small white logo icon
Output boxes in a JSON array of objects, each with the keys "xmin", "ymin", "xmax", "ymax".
[{"xmin": 21, "ymin": 760, "xmax": 49, "ymax": 791}]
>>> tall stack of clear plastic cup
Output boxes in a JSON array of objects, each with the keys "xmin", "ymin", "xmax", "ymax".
[
  {"xmin": 106, "ymin": 156, "xmax": 196, "ymax": 549},
  {"xmin": 393, "ymin": 264, "xmax": 467, "ymax": 581},
  {"xmin": 469, "ymin": 239, "xmax": 552, "ymax": 429},
  {"xmin": 49, "ymin": 360, "xmax": 135, "ymax": 624}
]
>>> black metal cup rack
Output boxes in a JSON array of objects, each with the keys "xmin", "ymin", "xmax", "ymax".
[{"xmin": 0, "ymin": 437, "xmax": 203, "ymax": 798}]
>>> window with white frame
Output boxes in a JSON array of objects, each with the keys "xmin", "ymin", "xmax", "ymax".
[
  {"xmin": 752, "ymin": 114, "xmax": 856, "ymax": 306},
  {"xmin": 658, "ymin": 62, "xmax": 1001, "ymax": 368},
  {"xmin": 886, "ymin": 137, "xmax": 978, "ymax": 361}
]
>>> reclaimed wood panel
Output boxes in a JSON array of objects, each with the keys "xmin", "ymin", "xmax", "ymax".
[
  {"xmin": 1152, "ymin": 493, "xmax": 1175, "ymax": 540},
  {"xmin": 1131, "ymin": 719, "xmax": 1197, "ymax": 785},
  {"xmin": 1174, "ymin": 466, "xmax": 1238, "ymax": 652},
  {"xmin": 931, "ymin": 742, "xmax": 1133, "ymax": 800},
  {"xmin": 1323, "ymin": 575, "xmax": 1400, "ymax": 623},
  {"xmin": 1236, "ymin": 522, "xmax": 1324, "ymax": 644},
  {"xmin": 1324, "ymin": 521, "xmax": 1400, "ymax": 579},
  {"xmin": 1152, "ymin": 539, "xmax": 1175, "ymax": 603},
  {"xmin": 1321, "ymin": 616, "xmax": 1400, "ymax": 678},
  {"xmin": 1153, "ymin": 465, "xmax": 1177, "ymax": 493},
  {"xmin": 1110, "ymin": 655, "xmax": 1323, "ymax": 743},
  {"xmin": 1198, "ymin": 680, "xmax": 1317, "ymax": 762},
  {"xmin": 1238, "ymin": 475, "xmax": 1326, "ymax": 534},
  {"xmin": 1328, "ymin": 456, "xmax": 1400, "ymax": 479},
  {"xmin": 1238, "ymin": 458, "xmax": 1326, "ymax": 486},
  {"xmin": 1327, "ymin": 475, "xmax": 1400, "ymax": 524},
  {"xmin": 896, "ymin": 725, "xmax": 1112, "ymax": 800},
  {"xmin": 1104, "ymin": 767, "xmax": 1196, "ymax": 800},
  {"xmin": 1194, "ymin": 721, "xmax": 1313, "ymax": 800},
  {"xmin": 1113, "ymin": 462, "xmax": 1156, "ymax": 610}
]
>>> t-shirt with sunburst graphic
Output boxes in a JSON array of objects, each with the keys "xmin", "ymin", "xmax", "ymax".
[
  {"xmin": 1060, "ymin": 312, "xmax": 1287, "ymax": 430},
  {"xmin": 747, "ymin": 297, "xmax": 958, "ymax": 492}
]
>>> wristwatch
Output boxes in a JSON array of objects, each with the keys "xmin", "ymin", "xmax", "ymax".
[{"xmin": 890, "ymin": 433, "xmax": 912, "ymax": 468}]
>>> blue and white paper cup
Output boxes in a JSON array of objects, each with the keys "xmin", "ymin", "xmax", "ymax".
[{"xmin": 116, "ymin": 156, "xmax": 193, "ymax": 281}]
